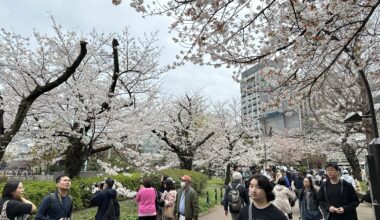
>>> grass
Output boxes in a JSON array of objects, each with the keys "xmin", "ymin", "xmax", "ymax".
[
  {"xmin": 198, "ymin": 178, "xmax": 224, "ymax": 213},
  {"xmin": 359, "ymin": 181, "xmax": 368, "ymax": 192},
  {"xmin": 72, "ymin": 200, "xmax": 138, "ymax": 220},
  {"xmin": 72, "ymin": 178, "xmax": 225, "ymax": 219}
]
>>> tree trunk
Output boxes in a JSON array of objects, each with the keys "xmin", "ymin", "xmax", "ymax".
[
  {"xmin": 224, "ymin": 163, "xmax": 231, "ymax": 185},
  {"xmin": 178, "ymin": 155, "xmax": 193, "ymax": 170},
  {"xmin": 64, "ymin": 140, "xmax": 88, "ymax": 178},
  {"xmin": 341, "ymin": 143, "xmax": 362, "ymax": 181},
  {"xmin": 0, "ymin": 151, "xmax": 4, "ymax": 163},
  {"xmin": 207, "ymin": 163, "xmax": 212, "ymax": 179}
]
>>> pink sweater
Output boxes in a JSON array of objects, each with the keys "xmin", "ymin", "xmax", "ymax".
[{"xmin": 136, "ymin": 187, "xmax": 157, "ymax": 216}]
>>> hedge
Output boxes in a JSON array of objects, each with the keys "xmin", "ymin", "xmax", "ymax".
[
  {"xmin": 158, "ymin": 169, "xmax": 208, "ymax": 194},
  {"xmin": 0, "ymin": 180, "xmax": 85, "ymax": 210},
  {"xmin": 0, "ymin": 170, "xmax": 207, "ymax": 211},
  {"xmin": 0, "ymin": 173, "xmax": 142, "ymax": 211}
]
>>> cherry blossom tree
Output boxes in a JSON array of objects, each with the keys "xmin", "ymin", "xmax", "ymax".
[
  {"xmin": 195, "ymin": 99, "xmax": 256, "ymax": 184},
  {"xmin": 127, "ymin": 0, "xmax": 380, "ymax": 172},
  {"xmin": 304, "ymin": 70, "xmax": 379, "ymax": 180},
  {"xmin": 128, "ymin": 0, "xmax": 380, "ymax": 110},
  {"xmin": 151, "ymin": 92, "xmax": 215, "ymax": 170},
  {"xmin": 255, "ymin": 129, "xmax": 303, "ymax": 167},
  {"xmin": 26, "ymin": 26, "xmax": 165, "ymax": 178},
  {"xmin": 0, "ymin": 19, "xmax": 88, "ymax": 162}
]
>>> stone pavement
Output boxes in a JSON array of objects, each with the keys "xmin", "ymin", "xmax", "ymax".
[{"xmin": 199, "ymin": 202, "xmax": 374, "ymax": 220}]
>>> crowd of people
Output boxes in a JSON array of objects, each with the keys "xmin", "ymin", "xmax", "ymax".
[
  {"xmin": 0, "ymin": 174, "xmax": 199, "ymax": 220},
  {"xmin": 0, "ymin": 163, "xmax": 367, "ymax": 220},
  {"xmin": 135, "ymin": 175, "xmax": 199, "ymax": 220},
  {"xmin": 223, "ymin": 163, "xmax": 362, "ymax": 220}
]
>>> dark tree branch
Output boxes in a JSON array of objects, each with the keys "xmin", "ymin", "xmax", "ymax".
[
  {"xmin": 0, "ymin": 41, "xmax": 87, "ymax": 153},
  {"xmin": 91, "ymin": 144, "xmax": 113, "ymax": 154},
  {"xmin": 109, "ymin": 39, "xmax": 120, "ymax": 96},
  {"xmin": 152, "ymin": 129, "xmax": 181, "ymax": 153},
  {"xmin": 194, "ymin": 131, "xmax": 215, "ymax": 148}
]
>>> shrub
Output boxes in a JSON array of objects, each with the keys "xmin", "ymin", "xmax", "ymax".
[
  {"xmin": 0, "ymin": 170, "xmax": 206, "ymax": 211},
  {"xmin": 72, "ymin": 173, "xmax": 142, "ymax": 209},
  {"xmin": 113, "ymin": 173, "xmax": 142, "ymax": 191},
  {"xmin": 157, "ymin": 169, "xmax": 208, "ymax": 194},
  {"xmin": 0, "ymin": 173, "xmax": 142, "ymax": 211},
  {"xmin": 0, "ymin": 180, "xmax": 84, "ymax": 210},
  {"xmin": 73, "ymin": 177, "xmax": 103, "ymax": 209}
]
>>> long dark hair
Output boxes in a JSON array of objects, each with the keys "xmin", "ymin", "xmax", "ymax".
[
  {"xmin": 299, "ymin": 177, "xmax": 317, "ymax": 201},
  {"xmin": 2, "ymin": 180, "xmax": 20, "ymax": 200},
  {"xmin": 165, "ymin": 179, "xmax": 175, "ymax": 191},
  {"xmin": 247, "ymin": 174, "xmax": 275, "ymax": 202}
]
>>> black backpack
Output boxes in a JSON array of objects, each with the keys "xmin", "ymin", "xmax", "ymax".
[
  {"xmin": 101, "ymin": 198, "xmax": 120, "ymax": 220},
  {"xmin": 48, "ymin": 193, "xmax": 73, "ymax": 218},
  {"xmin": 228, "ymin": 184, "xmax": 243, "ymax": 211}
]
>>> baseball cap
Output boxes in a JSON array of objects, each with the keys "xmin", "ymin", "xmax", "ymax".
[{"xmin": 180, "ymin": 175, "xmax": 192, "ymax": 182}]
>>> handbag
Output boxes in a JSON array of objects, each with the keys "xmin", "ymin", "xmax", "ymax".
[
  {"xmin": 0, "ymin": 200, "xmax": 10, "ymax": 220},
  {"xmin": 163, "ymin": 206, "xmax": 174, "ymax": 218}
]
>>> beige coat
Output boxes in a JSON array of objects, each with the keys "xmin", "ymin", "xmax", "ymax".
[{"xmin": 272, "ymin": 185, "xmax": 296, "ymax": 214}]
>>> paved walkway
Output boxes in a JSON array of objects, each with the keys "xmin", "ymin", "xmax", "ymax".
[{"xmin": 200, "ymin": 202, "xmax": 374, "ymax": 220}]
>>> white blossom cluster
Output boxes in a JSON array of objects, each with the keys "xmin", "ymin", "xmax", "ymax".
[
  {"xmin": 129, "ymin": 0, "xmax": 380, "ymax": 109},
  {"xmin": 0, "ymin": 17, "xmax": 167, "ymax": 171}
]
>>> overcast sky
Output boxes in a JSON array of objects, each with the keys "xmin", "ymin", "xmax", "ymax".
[{"xmin": 0, "ymin": 0, "xmax": 240, "ymax": 102}]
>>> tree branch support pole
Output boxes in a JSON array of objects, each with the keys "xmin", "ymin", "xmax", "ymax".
[{"xmin": 358, "ymin": 70, "xmax": 380, "ymax": 219}]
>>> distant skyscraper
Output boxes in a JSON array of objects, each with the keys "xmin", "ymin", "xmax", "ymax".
[{"xmin": 240, "ymin": 62, "xmax": 283, "ymax": 131}]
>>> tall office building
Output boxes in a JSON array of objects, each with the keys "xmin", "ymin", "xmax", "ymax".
[{"xmin": 240, "ymin": 62, "xmax": 284, "ymax": 131}]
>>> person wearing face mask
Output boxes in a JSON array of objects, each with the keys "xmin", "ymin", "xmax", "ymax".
[
  {"xmin": 237, "ymin": 174, "xmax": 287, "ymax": 220},
  {"xmin": 0, "ymin": 180, "xmax": 37, "ymax": 219},
  {"xmin": 174, "ymin": 175, "xmax": 199, "ymax": 220}
]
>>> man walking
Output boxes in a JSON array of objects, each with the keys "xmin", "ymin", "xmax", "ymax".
[
  {"xmin": 223, "ymin": 172, "xmax": 250, "ymax": 220},
  {"xmin": 90, "ymin": 178, "xmax": 119, "ymax": 220},
  {"xmin": 35, "ymin": 174, "xmax": 73, "ymax": 220},
  {"xmin": 318, "ymin": 163, "xmax": 359, "ymax": 220},
  {"xmin": 174, "ymin": 175, "xmax": 199, "ymax": 220}
]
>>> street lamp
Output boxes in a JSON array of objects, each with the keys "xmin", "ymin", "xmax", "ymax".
[
  {"xmin": 344, "ymin": 70, "xmax": 380, "ymax": 219},
  {"xmin": 343, "ymin": 112, "xmax": 370, "ymax": 123}
]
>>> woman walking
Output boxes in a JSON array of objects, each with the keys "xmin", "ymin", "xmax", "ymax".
[
  {"xmin": 273, "ymin": 177, "xmax": 296, "ymax": 219},
  {"xmin": 0, "ymin": 180, "xmax": 37, "ymax": 219},
  {"xmin": 299, "ymin": 177, "xmax": 322, "ymax": 220}
]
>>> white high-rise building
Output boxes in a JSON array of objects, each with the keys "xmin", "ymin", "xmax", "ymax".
[{"xmin": 240, "ymin": 62, "xmax": 284, "ymax": 131}]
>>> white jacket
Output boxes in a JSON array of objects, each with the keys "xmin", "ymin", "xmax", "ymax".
[
  {"xmin": 341, "ymin": 174, "xmax": 356, "ymax": 188},
  {"xmin": 272, "ymin": 184, "xmax": 296, "ymax": 214}
]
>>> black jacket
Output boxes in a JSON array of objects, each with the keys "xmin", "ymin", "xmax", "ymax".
[
  {"xmin": 317, "ymin": 179, "xmax": 359, "ymax": 220},
  {"xmin": 91, "ymin": 188, "xmax": 117, "ymax": 220},
  {"xmin": 223, "ymin": 182, "xmax": 250, "ymax": 213}
]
